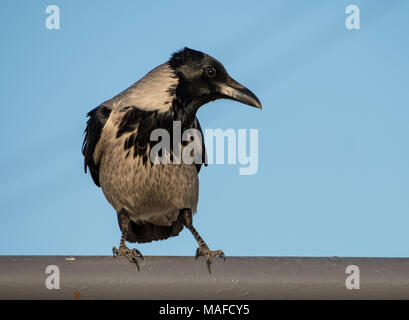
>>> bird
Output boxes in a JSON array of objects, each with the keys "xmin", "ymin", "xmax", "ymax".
[{"xmin": 82, "ymin": 47, "xmax": 261, "ymax": 272}]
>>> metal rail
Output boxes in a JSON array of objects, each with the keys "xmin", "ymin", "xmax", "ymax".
[{"xmin": 0, "ymin": 256, "xmax": 408, "ymax": 299}]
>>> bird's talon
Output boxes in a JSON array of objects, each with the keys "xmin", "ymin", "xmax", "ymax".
[
  {"xmin": 195, "ymin": 246, "xmax": 226, "ymax": 273},
  {"xmin": 195, "ymin": 247, "xmax": 201, "ymax": 260},
  {"xmin": 130, "ymin": 248, "xmax": 144, "ymax": 259},
  {"xmin": 112, "ymin": 246, "xmax": 143, "ymax": 270},
  {"xmin": 131, "ymin": 256, "xmax": 141, "ymax": 271},
  {"xmin": 206, "ymin": 260, "xmax": 212, "ymax": 274}
]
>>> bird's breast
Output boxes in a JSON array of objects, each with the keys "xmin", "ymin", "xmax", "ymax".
[{"xmin": 99, "ymin": 141, "xmax": 199, "ymax": 225}]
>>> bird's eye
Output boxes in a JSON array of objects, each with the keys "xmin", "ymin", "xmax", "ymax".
[{"xmin": 205, "ymin": 67, "xmax": 216, "ymax": 78}]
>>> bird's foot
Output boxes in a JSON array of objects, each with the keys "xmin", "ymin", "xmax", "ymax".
[
  {"xmin": 195, "ymin": 246, "xmax": 225, "ymax": 273},
  {"xmin": 112, "ymin": 245, "xmax": 144, "ymax": 271}
]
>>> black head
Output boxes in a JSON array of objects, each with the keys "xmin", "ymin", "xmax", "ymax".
[{"xmin": 168, "ymin": 47, "xmax": 262, "ymax": 111}]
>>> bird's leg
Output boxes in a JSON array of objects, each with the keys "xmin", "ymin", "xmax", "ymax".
[
  {"xmin": 112, "ymin": 210, "xmax": 144, "ymax": 271},
  {"xmin": 181, "ymin": 209, "xmax": 225, "ymax": 273}
]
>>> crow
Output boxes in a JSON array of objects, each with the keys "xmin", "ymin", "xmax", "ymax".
[{"xmin": 82, "ymin": 47, "xmax": 261, "ymax": 272}]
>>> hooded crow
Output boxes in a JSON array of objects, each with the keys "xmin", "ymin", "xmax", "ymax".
[{"xmin": 82, "ymin": 47, "xmax": 261, "ymax": 272}]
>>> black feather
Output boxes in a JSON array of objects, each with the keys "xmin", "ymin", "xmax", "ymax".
[
  {"xmin": 116, "ymin": 103, "xmax": 207, "ymax": 172},
  {"xmin": 168, "ymin": 47, "xmax": 205, "ymax": 70},
  {"xmin": 125, "ymin": 211, "xmax": 185, "ymax": 243},
  {"xmin": 193, "ymin": 117, "xmax": 207, "ymax": 173},
  {"xmin": 82, "ymin": 105, "xmax": 111, "ymax": 187}
]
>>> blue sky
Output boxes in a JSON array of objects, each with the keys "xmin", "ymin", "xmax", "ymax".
[{"xmin": 0, "ymin": 0, "xmax": 408, "ymax": 257}]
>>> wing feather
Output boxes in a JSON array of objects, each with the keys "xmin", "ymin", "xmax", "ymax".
[{"xmin": 82, "ymin": 105, "xmax": 112, "ymax": 187}]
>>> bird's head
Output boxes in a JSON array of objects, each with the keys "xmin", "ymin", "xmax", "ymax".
[{"xmin": 168, "ymin": 47, "xmax": 262, "ymax": 111}]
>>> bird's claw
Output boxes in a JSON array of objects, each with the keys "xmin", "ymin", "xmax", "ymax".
[
  {"xmin": 195, "ymin": 246, "xmax": 225, "ymax": 273},
  {"xmin": 112, "ymin": 246, "xmax": 144, "ymax": 271}
]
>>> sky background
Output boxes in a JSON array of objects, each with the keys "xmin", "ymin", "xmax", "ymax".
[{"xmin": 0, "ymin": 0, "xmax": 408, "ymax": 258}]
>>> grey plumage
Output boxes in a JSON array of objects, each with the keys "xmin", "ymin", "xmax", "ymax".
[
  {"xmin": 84, "ymin": 63, "xmax": 200, "ymax": 242},
  {"xmin": 82, "ymin": 47, "xmax": 261, "ymax": 271}
]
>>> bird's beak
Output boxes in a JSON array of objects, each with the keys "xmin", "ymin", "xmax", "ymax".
[{"xmin": 216, "ymin": 76, "xmax": 262, "ymax": 109}]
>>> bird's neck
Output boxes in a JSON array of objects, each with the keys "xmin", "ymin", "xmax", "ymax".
[
  {"xmin": 171, "ymin": 77, "xmax": 210, "ymax": 124},
  {"xmin": 171, "ymin": 94, "xmax": 199, "ymax": 126}
]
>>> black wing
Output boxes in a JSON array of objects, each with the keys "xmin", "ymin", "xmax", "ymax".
[{"xmin": 82, "ymin": 105, "xmax": 112, "ymax": 187}]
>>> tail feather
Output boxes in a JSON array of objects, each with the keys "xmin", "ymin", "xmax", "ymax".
[{"xmin": 126, "ymin": 213, "xmax": 184, "ymax": 243}]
